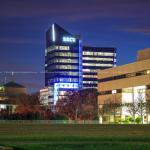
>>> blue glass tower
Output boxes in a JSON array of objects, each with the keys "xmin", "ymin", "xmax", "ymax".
[{"xmin": 45, "ymin": 24, "xmax": 82, "ymax": 105}]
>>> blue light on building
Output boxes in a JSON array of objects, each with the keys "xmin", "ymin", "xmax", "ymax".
[
  {"xmin": 45, "ymin": 23, "xmax": 82, "ymax": 105},
  {"xmin": 45, "ymin": 23, "xmax": 116, "ymax": 106}
]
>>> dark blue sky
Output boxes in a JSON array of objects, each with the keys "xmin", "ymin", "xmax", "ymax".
[{"xmin": 0, "ymin": 0, "xmax": 150, "ymax": 93}]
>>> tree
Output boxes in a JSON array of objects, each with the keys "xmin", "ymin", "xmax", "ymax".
[
  {"xmin": 125, "ymin": 101, "xmax": 139, "ymax": 123},
  {"xmin": 126, "ymin": 89, "xmax": 147, "ymax": 124},
  {"xmin": 98, "ymin": 104, "xmax": 106, "ymax": 124},
  {"xmin": 145, "ymin": 92, "xmax": 150, "ymax": 123},
  {"xmin": 136, "ymin": 90, "xmax": 146, "ymax": 124},
  {"xmin": 103, "ymin": 95, "xmax": 122, "ymax": 123},
  {"xmin": 15, "ymin": 92, "xmax": 45, "ymax": 120},
  {"xmin": 56, "ymin": 88, "xmax": 98, "ymax": 120}
]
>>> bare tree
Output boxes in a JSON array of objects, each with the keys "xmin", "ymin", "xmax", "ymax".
[
  {"xmin": 126, "ymin": 89, "xmax": 147, "ymax": 124},
  {"xmin": 98, "ymin": 104, "xmax": 105, "ymax": 124},
  {"xmin": 136, "ymin": 90, "xmax": 146, "ymax": 124},
  {"xmin": 125, "ymin": 101, "xmax": 139, "ymax": 123},
  {"xmin": 104, "ymin": 96, "xmax": 122, "ymax": 123}
]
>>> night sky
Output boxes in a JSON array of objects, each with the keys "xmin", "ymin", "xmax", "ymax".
[{"xmin": 0, "ymin": 0, "xmax": 149, "ymax": 93}]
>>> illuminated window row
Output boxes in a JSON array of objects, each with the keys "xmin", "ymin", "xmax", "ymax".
[
  {"xmin": 66, "ymin": 72, "xmax": 79, "ymax": 76},
  {"xmin": 83, "ymin": 75, "xmax": 97, "ymax": 78},
  {"xmin": 99, "ymin": 86, "xmax": 147, "ymax": 96},
  {"xmin": 83, "ymin": 51, "xmax": 114, "ymax": 56},
  {"xmin": 99, "ymin": 89, "xmax": 122, "ymax": 95},
  {"xmin": 83, "ymin": 69, "xmax": 98, "ymax": 73},
  {"xmin": 46, "ymin": 45, "xmax": 70, "ymax": 53},
  {"xmin": 46, "ymin": 46, "xmax": 57, "ymax": 52},
  {"xmin": 48, "ymin": 59, "xmax": 78, "ymax": 64},
  {"xmin": 99, "ymin": 69, "xmax": 150, "ymax": 83},
  {"xmin": 83, "ymin": 57, "xmax": 114, "ymax": 61},
  {"xmin": 83, "ymin": 63, "xmax": 113, "ymax": 67},
  {"xmin": 83, "ymin": 81, "xmax": 97, "ymax": 84},
  {"xmin": 58, "ymin": 46, "xmax": 70, "ymax": 50},
  {"xmin": 49, "ymin": 78, "xmax": 79, "ymax": 83},
  {"xmin": 51, "ymin": 72, "xmax": 79, "ymax": 76},
  {"xmin": 55, "ymin": 65, "xmax": 78, "ymax": 70},
  {"xmin": 50, "ymin": 52, "xmax": 78, "ymax": 57}
]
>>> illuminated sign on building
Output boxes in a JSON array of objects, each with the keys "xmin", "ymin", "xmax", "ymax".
[{"xmin": 63, "ymin": 37, "xmax": 76, "ymax": 43}]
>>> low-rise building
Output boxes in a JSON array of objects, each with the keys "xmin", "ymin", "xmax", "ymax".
[
  {"xmin": 39, "ymin": 87, "xmax": 50, "ymax": 106},
  {"xmin": 0, "ymin": 81, "xmax": 27, "ymax": 113},
  {"xmin": 98, "ymin": 48, "xmax": 150, "ymax": 124}
]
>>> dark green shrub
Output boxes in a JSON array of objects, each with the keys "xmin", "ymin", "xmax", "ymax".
[{"xmin": 135, "ymin": 117, "xmax": 142, "ymax": 124}]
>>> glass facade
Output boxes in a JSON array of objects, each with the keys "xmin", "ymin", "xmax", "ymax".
[
  {"xmin": 45, "ymin": 23, "xmax": 82, "ymax": 105},
  {"xmin": 45, "ymin": 24, "xmax": 116, "ymax": 105}
]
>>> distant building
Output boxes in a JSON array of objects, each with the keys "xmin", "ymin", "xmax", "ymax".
[
  {"xmin": 39, "ymin": 87, "xmax": 50, "ymax": 106},
  {"xmin": 0, "ymin": 81, "xmax": 27, "ymax": 113},
  {"xmin": 98, "ymin": 48, "xmax": 150, "ymax": 124},
  {"xmin": 82, "ymin": 46, "xmax": 116, "ymax": 89},
  {"xmin": 45, "ymin": 23, "xmax": 82, "ymax": 105},
  {"xmin": 44, "ymin": 23, "xmax": 116, "ymax": 106}
]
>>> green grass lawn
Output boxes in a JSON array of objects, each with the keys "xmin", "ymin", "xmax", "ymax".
[{"xmin": 0, "ymin": 123, "xmax": 150, "ymax": 150}]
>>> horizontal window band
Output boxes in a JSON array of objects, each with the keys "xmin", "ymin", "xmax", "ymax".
[{"xmin": 99, "ymin": 69, "xmax": 150, "ymax": 83}]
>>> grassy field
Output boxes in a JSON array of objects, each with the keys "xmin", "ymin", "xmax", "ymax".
[{"xmin": 0, "ymin": 123, "xmax": 150, "ymax": 149}]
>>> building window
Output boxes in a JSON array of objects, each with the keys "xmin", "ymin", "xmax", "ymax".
[
  {"xmin": 147, "ymin": 85, "xmax": 150, "ymax": 89},
  {"xmin": 83, "ymin": 63, "xmax": 113, "ymax": 67},
  {"xmin": 147, "ymin": 70, "xmax": 150, "ymax": 74},
  {"xmin": 58, "ymin": 46, "xmax": 70, "ymax": 50},
  {"xmin": 99, "ymin": 69, "xmax": 150, "ymax": 83},
  {"xmin": 83, "ymin": 51, "xmax": 114, "ymax": 56},
  {"xmin": 83, "ymin": 81, "xmax": 97, "ymax": 84},
  {"xmin": 83, "ymin": 69, "xmax": 98, "ymax": 73},
  {"xmin": 83, "ymin": 75, "xmax": 97, "ymax": 78},
  {"xmin": 83, "ymin": 57, "xmax": 114, "ymax": 61},
  {"xmin": 112, "ymin": 90, "xmax": 117, "ymax": 94}
]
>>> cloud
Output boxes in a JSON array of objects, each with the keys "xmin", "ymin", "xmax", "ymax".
[
  {"xmin": 0, "ymin": 37, "xmax": 41, "ymax": 45},
  {"xmin": 125, "ymin": 27, "xmax": 150, "ymax": 35},
  {"xmin": 118, "ymin": 26, "xmax": 150, "ymax": 35},
  {"xmin": 0, "ymin": 0, "xmax": 149, "ymax": 21}
]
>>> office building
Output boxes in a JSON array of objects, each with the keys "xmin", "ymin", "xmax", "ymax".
[
  {"xmin": 44, "ymin": 23, "xmax": 116, "ymax": 106},
  {"xmin": 82, "ymin": 46, "xmax": 116, "ymax": 88},
  {"xmin": 45, "ymin": 23, "xmax": 82, "ymax": 105},
  {"xmin": 39, "ymin": 87, "xmax": 50, "ymax": 106},
  {"xmin": 98, "ymin": 48, "xmax": 150, "ymax": 124}
]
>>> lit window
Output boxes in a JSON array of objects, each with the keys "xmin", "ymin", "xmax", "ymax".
[
  {"xmin": 83, "ymin": 69, "xmax": 97, "ymax": 73},
  {"xmin": 83, "ymin": 81, "xmax": 97, "ymax": 84},
  {"xmin": 83, "ymin": 57, "xmax": 114, "ymax": 61},
  {"xmin": 47, "ymin": 46, "xmax": 58, "ymax": 53},
  {"xmin": 103, "ymin": 53, "xmax": 114, "ymax": 56},
  {"xmin": 147, "ymin": 70, "xmax": 150, "ymax": 74},
  {"xmin": 83, "ymin": 63, "xmax": 113, "ymax": 67},
  {"xmin": 112, "ymin": 90, "xmax": 117, "ymax": 94},
  {"xmin": 56, "ymin": 65, "xmax": 78, "ymax": 70},
  {"xmin": 83, "ymin": 75, "xmax": 97, "ymax": 78},
  {"xmin": 83, "ymin": 51, "xmax": 114, "ymax": 56},
  {"xmin": 59, "ymin": 46, "xmax": 70, "ymax": 50}
]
